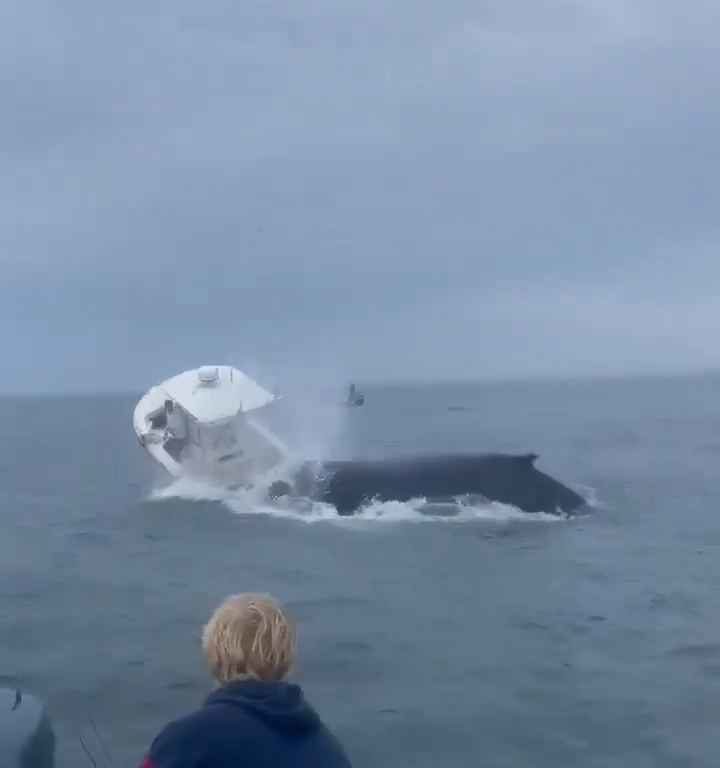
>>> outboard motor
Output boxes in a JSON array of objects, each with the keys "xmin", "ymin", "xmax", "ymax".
[{"xmin": 0, "ymin": 688, "xmax": 55, "ymax": 768}]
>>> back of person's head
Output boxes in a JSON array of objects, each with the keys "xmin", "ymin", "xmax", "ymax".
[{"xmin": 202, "ymin": 593, "xmax": 296, "ymax": 684}]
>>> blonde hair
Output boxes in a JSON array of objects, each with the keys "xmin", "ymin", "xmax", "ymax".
[{"xmin": 202, "ymin": 593, "xmax": 296, "ymax": 684}]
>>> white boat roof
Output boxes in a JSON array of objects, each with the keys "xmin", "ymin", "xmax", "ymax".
[{"xmin": 157, "ymin": 366, "xmax": 276, "ymax": 423}]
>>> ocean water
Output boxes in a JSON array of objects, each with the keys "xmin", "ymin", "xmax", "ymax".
[{"xmin": 2, "ymin": 375, "xmax": 720, "ymax": 767}]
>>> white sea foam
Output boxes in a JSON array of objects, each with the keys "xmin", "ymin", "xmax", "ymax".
[{"xmin": 149, "ymin": 476, "xmax": 569, "ymax": 526}]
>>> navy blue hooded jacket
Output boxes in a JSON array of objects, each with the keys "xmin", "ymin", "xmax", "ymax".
[{"xmin": 140, "ymin": 679, "xmax": 352, "ymax": 768}]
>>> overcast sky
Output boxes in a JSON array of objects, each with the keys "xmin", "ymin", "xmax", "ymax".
[{"xmin": 2, "ymin": 0, "xmax": 719, "ymax": 393}]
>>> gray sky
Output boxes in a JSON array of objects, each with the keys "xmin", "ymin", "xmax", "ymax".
[{"xmin": 3, "ymin": 0, "xmax": 719, "ymax": 393}]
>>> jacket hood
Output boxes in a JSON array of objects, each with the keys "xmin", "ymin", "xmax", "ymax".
[{"xmin": 206, "ymin": 680, "xmax": 321, "ymax": 734}]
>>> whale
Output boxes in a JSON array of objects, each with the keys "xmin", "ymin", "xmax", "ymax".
[{"xmin": 268, "ymin": 452, "xmax": 586, "ymax": 516}]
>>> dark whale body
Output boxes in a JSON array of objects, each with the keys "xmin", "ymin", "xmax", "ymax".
[{"xmin": 270, "ymin": 453, "xmax": 586, "ymax": 516}]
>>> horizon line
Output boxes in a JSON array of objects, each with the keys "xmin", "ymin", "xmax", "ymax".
[{"xmin": 1, "ymin": 366, "xmax": 718, "ymax": 399}]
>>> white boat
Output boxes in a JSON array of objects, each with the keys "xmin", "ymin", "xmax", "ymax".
[{"xmin": 133, "ymin": 365, "xmax": 289, "ymax": 485}]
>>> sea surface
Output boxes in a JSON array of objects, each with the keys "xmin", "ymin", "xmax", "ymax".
[{"xmin": 2, "ymin": 375, "xmax": 720, "ymax": 767}]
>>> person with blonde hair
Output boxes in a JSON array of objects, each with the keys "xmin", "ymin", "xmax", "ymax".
[{"xmin": 139, "ymin": 593, "xmax": 351, "ymax": 768}]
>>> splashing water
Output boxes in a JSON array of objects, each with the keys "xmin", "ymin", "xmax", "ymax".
[{"xmin": 148, "ymin": 475, "xmax": 569, "ymax": 526}]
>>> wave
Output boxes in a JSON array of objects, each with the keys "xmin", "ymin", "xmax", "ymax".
[{"xmin": 148, "ymin": 477, "xmax": 569, "ymax": 526}]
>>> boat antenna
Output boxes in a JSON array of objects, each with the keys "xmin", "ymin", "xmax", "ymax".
[
  {"xmin": 89, "ymin": 716, "xmax": 114, "ymax": 766},
  {"xmin": 79, "ymin": 736, "xmax": 98, "ymax": 768},
  {"xmin": 79, "ymin": 714, "xmax": 114, "ymax": 768}
]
